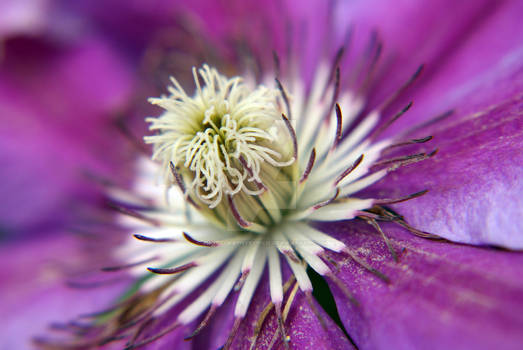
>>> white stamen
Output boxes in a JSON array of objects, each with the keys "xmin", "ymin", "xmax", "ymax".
[
  {"xmin": 306, "ymin": 199, "xmax": 374, "ymax": 221},
  {"xmin": 283, "ymin": 253, "xmax": 313, "ymax": 292},
  {"xmin": 284, "ymin": 225, "xmax": 324, "ymax": 256},
  {"xmin": 340, "ymin": 169, "xmax": 388, "ymax": 197},
  {"xmin": 268, "ymin": 245, "xmax": 283, "ymax": 304},
  {"xmin": 212, "ymin": 248, "xmax": 247, "ymax": 306},
  {"xmin": 290, "ymin": 243, "xmax": 330, "ymax": 276},
  {"xmin": 154, "ymin": 245, "xmax": 235, "ymax": 315},
  {"xmin": 294, "ymin": 222, "xmax": 346, "ymax": 253},
  {"xmin": 234, "ymin": 246, "xmax": 267, "ymax": 318},
  {"xmin": 178, "ymin": 248, "xmax": 245, "ymax": 324},
  {"xmin": 241, "ymin": 236, "xmax": 262, "ymax": 273}
]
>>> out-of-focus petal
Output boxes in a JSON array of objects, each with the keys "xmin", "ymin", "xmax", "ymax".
[
  {"xmin": 0, "ymin": 233, "xmax": 130, "ymax": 349},
  {"xmin": 335, "ymin": 0, "xmax": 509, "ymax": 113},
  {"xmin": 167, "ymin": 0, "xmax": 333, "ymax": 84},
  {"xmin": 0, "ymin": 0, "xmax": 50, "ymax": 38},
  {"xmin": 323, "ymin": 221, "xmax": 523, "ymax": 350},
  {"xmin": 383, "ymin": 0, "xmax": 523, "ymax": 134},
  {"xmin": 0, "ymin": 37, "xmax": 136, "ymax": 236}
]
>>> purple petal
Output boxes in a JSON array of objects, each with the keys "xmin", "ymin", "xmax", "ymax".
[
  {"xmin": 137, "ymin": 320, "xmax": 191, "ymax": 350},
  {"xmin": 62, "ymin": 0, "xmax": 184, "ymax": 54},
  {"xmin": 335, "ymin": 0, "xmax": 512, "ymax": 114},
  {"xmin": 0, "ymin": 36, "xmax": 136, "ymax": 235},
  {"xmin": 349, "ymin": 0, "xmax": 523, "ymax": 248},
  {"xmin": 0, "ymin": 233, "xmax": 130, "ymax": 349},
  {"xmin": 382, "ymin": 0, "xmax": 523, "ymax": 135},
  {"xmin": 322, "ymin": 220, "xmax": 523, "ymax": 350},
  {"xmin": 362, "ymin": 56, "xmax": 523, "ymax": 248},
  {"xmin": 230, "ymin": 269, "xmax": 355, "ymax": 350},
  {"xmin": 190, "ymin": 289, "xmax": 237, "ymax": 349}
]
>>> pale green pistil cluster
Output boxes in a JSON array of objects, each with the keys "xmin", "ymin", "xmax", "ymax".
[{"xmin": 145, "ymin": 64, "xmax": 297, "ymax": 232}]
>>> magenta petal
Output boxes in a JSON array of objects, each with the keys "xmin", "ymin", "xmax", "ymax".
[
  {"xmin": 382, "ymin": 0, "xmax": 523, "ymax": 135},
  {"xmin": 323, "ymin": 221, "xmax": 523, "ymax": 350},
  {"xmin": 364, "ymin": 61, "xmax": 523, "ymax": 248},
  {"xmin": 228, "ymin": 269, "xmax": 355, "ymax": 350},
  {"xmin": 276, "ymin": 292, "xmax": 356, "ymax": 350},
  {"xmin": 190, "ymin": 289, "xmax": 237, "ymax": 349},
  {"xmin": 393, "ymin": 101, "xmax": 522, "ymax": 248},
  {"xmin": 335, "ymin": 0, "xmax": 512, "ymax": 112},
  {"xmin": 358, "ymin": 1, "xmax": 523, "ymax": 248},
  {"xmin": 0, "ymin": 37, "xmax": 135, "ymax": 235},
  {"xmin": 137, "ymin": 320, "xmax": 191, "ymax": 350},
  {"xmin": 0, "ymin": 234, "xmax": 129, "ymax": 349}
]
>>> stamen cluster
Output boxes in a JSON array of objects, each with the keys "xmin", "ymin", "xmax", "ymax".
[{"xmin": 146, "ymin": 64, "xmax": 295, "ymax": 209}]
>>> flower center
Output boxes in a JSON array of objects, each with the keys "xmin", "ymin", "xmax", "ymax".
[{"xmin": 146, "ymin": 65, "xmax": 297, "ymax": 233}]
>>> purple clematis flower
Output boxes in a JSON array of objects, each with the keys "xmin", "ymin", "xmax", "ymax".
[{"xmin": 1, "ymin": 0, "xmax": 522, "ymax": 349}]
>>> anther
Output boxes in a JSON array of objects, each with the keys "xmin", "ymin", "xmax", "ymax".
[
  {"xmin": 334, "ymin": 154, "xmax": 364, "ymax": 186},
  {"xmin": 239, "ymin": 156, "xmax": 266, "ymax": 191},
  {"xmin": 326, "ymin": 272, "xmax": 358, "ymax": 306},
  {"xmin": 169, "ymin": 161, "xmax": 186, "ymax": 194},
  {"xmin": 371, "ymin": 101, "xmax": 413, "ymax": 140},
  {"xmin": 377, "ymin": 64, "xmax": 424, "ymax": 113},
  {"xmin": 147, "ymin": 262, "xmax": 197, "ymax": 275},
  {"xmin": 372, "ymin": 149, "xmax": 438, "ymax": 170},
  {"xmin": 183, "ymin": 231, "xmax": 218, "ymax": 247},
  {"xmin": 331, "ymin": 103, "xmax": 343, "ymax": 150},
  {"xmin": 282, "ymin": 249, "xmax": 301, "ymax": 263},
  {"xmin": 108, "ymin": 203, "xmax": 160, "ymax": 227},
  {"xmin": 222, "ymin": 317, "xmax": 242, "ymax": 350},
  {"xmin": 299, "ymin": 148, "xmax": 316, "ymax": 183},
  {"xmin": 276, "ymin": 78, "xmax": 292, "ymax": 121},
  {"xmin": 312, "ymin": 188, "xmax": 340, "ymax": 210},
  {"xmin": 374, "ymin": 189, "xmax": 429, "ymax": 205},
  {"xmin": 272, "ymin": 51, "xmax": 281, "ymax": 79},
  {"xmin": 322, "ymin": 46, "xmax": 345, "ymax": 99},
  {"xmin": 124, "ymin": 321, "xmax": 180, "ymax": 350},
  {"xmin": 305, "ymin": 291, "xmax": 328, "ymax": 330},
  {"xmin": 329, "ymin": 67, "xmax": 341, "ymax": 116},
  {"xmin": 134, "ymin": 234, "xmax": 176, "ymax": 243},
  {"xmin": 364, "ymin": 217, "xmax": 399, "ymax": 262},
  {"xmin": 234, "ymin": 270, "xmax": 250, "ymax": 291},
  {"xmin": 281, "ymin": 113, "xmax": 298, "ymax": 160},
  {"xmin": 383, "ymin": 135, "xmax": 433, "ymax": 152},
  {"xmin": 402, "ymin": 109, "xmax": 453, "ymax": 136}
]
